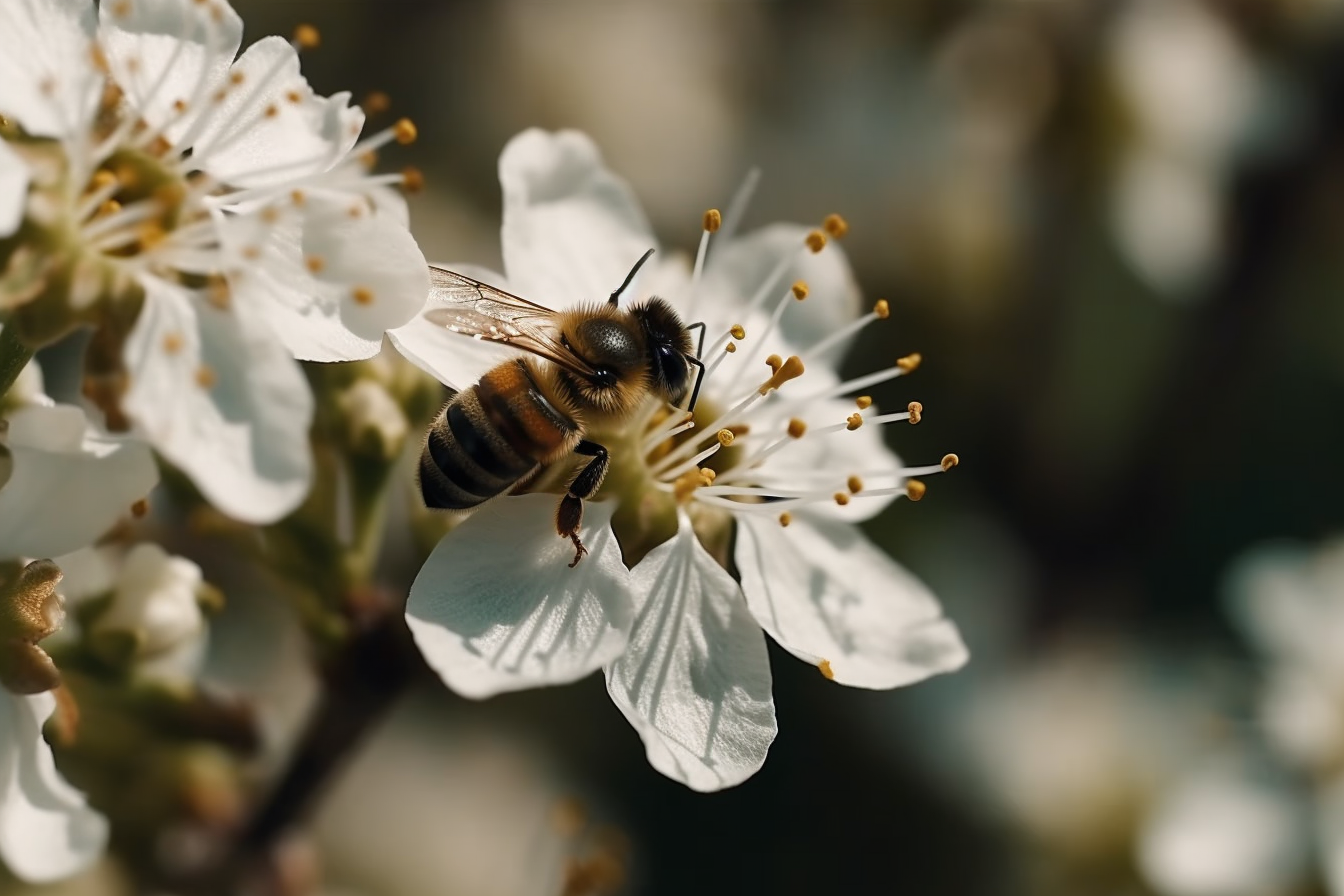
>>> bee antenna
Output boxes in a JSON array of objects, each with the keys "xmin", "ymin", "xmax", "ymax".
[{"xmin": 609, "ymin": 248, "xmax": 656, "ymax": 306}]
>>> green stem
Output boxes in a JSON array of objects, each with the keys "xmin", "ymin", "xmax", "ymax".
[{"xmin": 0, "ymin": 325, "xmax": 35, "ymax": 400}]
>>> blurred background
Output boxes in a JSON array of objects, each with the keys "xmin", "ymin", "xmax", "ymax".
[{"xmin": 46, "ymin": 1, "xmax": 1344, "ymax": 894}]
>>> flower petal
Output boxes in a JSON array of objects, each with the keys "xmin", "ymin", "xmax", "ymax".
[
  {"xmin": 499, "ymin": 129, "xmax": 658, "ymax": 310},
  {"xmin": 735, "ymin": 512, "xmax": 967, "ymax": 688},
  {"xmin": 96, "ymin": 0, "xmax": 242, "ymax": 141},
  {"xmin": 0, "ymin": 691, "xmax": 108, "ymax": 883},
  {"xmin": 0, "ymin": 139, "xmax": 30, "ymax": 238},
  {"xmin": 122, "ymin": 277, "xmax": 312, "ymax": 523},
  {"xmin": 0, "ymin": 0, "xmax": 98, "ymax": 139},
  {"xmin": 607, "ymin": 519, "xmax": 776, "ymax": 792},
  {"xmin": 190, "ymin": 36, "xmax": 362, "ymax": 187},
  {"xmin": 406, "ymin": 494, "xmax": 633, "ymax": 699},
  {"xmin": 0, "ymin": 404, "xmax": 157, "ymax": 561},
  {"xmin": 386, "ymin": 264, "xmax": 522, "ymax": 390}
]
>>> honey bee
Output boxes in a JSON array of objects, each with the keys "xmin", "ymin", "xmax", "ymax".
[{"xmin": 418, "ymin": 250, "xmax": 705, "ymax": 567}]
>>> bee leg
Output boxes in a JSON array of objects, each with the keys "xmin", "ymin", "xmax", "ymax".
[{"xmin": 557, "ymin": 440, "xmax": 609, "ymax": 567}]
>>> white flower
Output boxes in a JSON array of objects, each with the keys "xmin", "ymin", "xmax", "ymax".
[
  {"xmin": 0, "ymin": 0, "xmax": 428, "ymax": 523},
  {"xmin": 396, "ymin": 129, "xmax": 966, "ymax": 790},
  {"xmin": 0, "ymin": 138, "xmax": 29, "ymax": 239}
]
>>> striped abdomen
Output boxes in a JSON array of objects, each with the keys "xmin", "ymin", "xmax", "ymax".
[{"xmin": 419, "ymin": 359, "xmax": 577, "ymax": 510}]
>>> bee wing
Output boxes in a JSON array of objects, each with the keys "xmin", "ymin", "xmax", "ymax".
[{"xmin": 423, "ymin": 267, "xmax": 600, "ymax": 379}]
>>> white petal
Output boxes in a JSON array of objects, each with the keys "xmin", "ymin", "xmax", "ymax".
[
  {"xmin": 122, "ymin": 277, "xmax": 312, "ymax": 523},
  {"xmin": 386, "ymin": 264, "xmax": 521, "ymax": 390},
  {"xmin": 1137, "ymin": 753, "xmax": 1309, "ymax": 896},
  {"xmin": 0, "ymin": 0, "xmax": 99, "ymax": 139},
  {"xmin": 499, "ymin": 129, "xmax": 658, "ymax": 310},
  {"xmin": 0, "ymin": 691, "xmax": 108, "ymax": 883},
  {"xmin": 190, "ymin": 36, "xmax": 363, "ymax": 187},
  {"xmin": 735, "ymin": 512, "xmax": 967, "ymax": 688},
  {"xmin": 606, "ymin": 521, "xmax": 776, "ymax": 792},
  {"xmin": 96, "ymin": 0, "xmax": 242, "ymax": 141},
  {"xmin": 0, "ymin": 139, "xmax": 30, "ymax": 238},
  {"xmin": 406, "ymin": 494, "xmax": 633, "ymax": 699},
  {"xmin": 0, "ymin": 404, "xmax": 157, "ymax": 561}
]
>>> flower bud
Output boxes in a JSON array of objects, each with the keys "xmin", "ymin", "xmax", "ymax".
[{"xmin": 339, "ymin": 377, "xmax": 408, "ymax": 462}]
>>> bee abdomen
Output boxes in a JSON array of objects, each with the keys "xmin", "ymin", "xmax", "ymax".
[{"xmin": 419, "ymin": 387, "xmax": 536, "ymax": 510}]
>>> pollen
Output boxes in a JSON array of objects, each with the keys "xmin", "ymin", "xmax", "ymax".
[
  {"xmin": 393, "ymin": 118, "xmax": 418, "ymax": 144},
  {"xmin": 847, "ymin": 475, "xmax": 863, "ymax": 494},
  {"xmin": 162, "ymin": 332, "xmax": 184, "ymax": 355},
  {"xmin": 286, "ymin": 89, "xmax": 302, "ymax": 104},
  {"xmin": 906, "ymin": 480, "xmax": 926, "ymax": 502},
  {"xmin": 896, "ymin": 352, "xmax": 922, "ymax": 373},
  {"xmin": 787, "ymin": 418, "xmax": 807, "ymax": 439},
  {"xmin": 792, "ymin": 280, "xmax": 809, "ymax": 300},
  {"xmin": 673, "ymin": 468, "xmax": 705, "ymax": 503},
  {"xmin": 131, "ymin": 498, "xmax": 150, "ymax": 518},
  {"xmin": 401, "ymin": 166, "xmax": 425, "ymax": 193},
  {"xmin": 725, "ymin": 342, "xmax": 737, "ymax": 353},
  {"xmin": 293, "ymin": 23, "xmax": 321, "ymax": 49},
  {"xmin": 352, "ymin": 287, "xmax": 375, "ymax": 305},
  {"xmin": 846, "ymin": 413, "xmax": 863, "ymax": 431},
  {"xmin": 941, "ymin": 453, "xmax": 960, "ymax": 471},
  {"xmin": 759, "ymin": 355, "xmax": 805, "ymax": 394},
  {"xmin": 823, "ymin": 214, "xmax": 849, "ymax": 238},
  {"xmin": 907, "ymin": 401, "xmax": 922, "ymax": 424},
  {"xmin": 833, "ymin": 492, "xmax": 850, "ymax": 506},
  {"xmin": 701, "ymin": 468, "xmax": 717, "ymax": 484},
  {"xmin": 363, "ymin": 90, "xmax": 392, "ymax": 115},
  {"xmin": 873, "ymin": 299, "xmax": 890, "ymax": 319},
  {"xmin": 805, "ymin": 229, "xmax": 827, "ymax": 253},
  {"xmin": 290, "ymin": 189, "xmax": 306, "ymax": 206},
  {"xmin": 818, "ymin": 659, "xmax": 836, "ymax": 680},
  {"xmin": 730, "ymin": 324, "xmax": 746, "ymax": 340},
  {"xmin": 779, "ymin": 512, "xmax": 793, "ymax": 527},
  {"xmin": 229, "ymin": 71, "xmax": 245, "ymax": 86},
  {"xmin": 172, "ymin": 98, "xmax": 188, "ymax": 114},
  {"xmin": 305, "ymin": 255, "xmax": 324, "ymax": 274},
  {"xmin": 195, "ymin": 366, "xmax": 217, "ymax": 389},
  {"xmin": 716, "ymin": 428, "xmax": 735, "ymax": 447},
  {"xmin": 703, "ymin": 208, "xmax": 722, "ymax": 232},
  {"xmin": 264, "ymin": 103, "xmax": 279, "ymax": 118},
  {"xmin": 765, "ymin": 354, "xmax": 783, "ymax": 374},
  {"xmin": 855, "ymin": 395, "xmax": 873, "ymax": 409}
]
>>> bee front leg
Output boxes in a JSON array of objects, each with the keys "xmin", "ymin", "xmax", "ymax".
[{"xmin": 557, "ymin": 440, "xmax": 609, "ymax": 567}]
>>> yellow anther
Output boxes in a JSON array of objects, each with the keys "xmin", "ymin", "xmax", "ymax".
[
  {"xmin": 293, "ymin": 23, "xmax": 321, "ymax": 49},
  {"xmin": 393, "ymin": 117, "xmax": 418, "ymax": 144},
  {"xmin": 363, "ymin": 90, "xmax": 392, "ymax": 115},
  {"xmin": 352, "ymin": 286, "xmax": 375, "ymax": 306},
  {"xmin": 98, "ymin": 199, "xmax": 122, "ymax": 217},
  {"xmin": 700, "ymin": 468, "xmax": 717, "ymax": 484},
  {"xmin": 290, "ymin": 188, "xmax": 306, "ymax": 206},
  {"xmin": 846, "ymin": 413, "xmax": 863, "ymax": 431},
  {"xmin": 360, "ymin": 150, "xmax": 378, "ymax": 168},
  {"xmin": 818, "ymin": 659, "xmax": 835, "ymax": 680},
  {"xmin": 304, "ymin": 255, "xmax": 324, "ymax": 274},
  {"xmin": 241, "ymin": 245, "xmax": 261, "ymax": 261},
  {"xmin": 260, "ymin": 206, "xmax": 279, "ymax": 224},
  {"xmin": 833, "ymin": 492, "xmax": 850, "ymax": 506},
  {"xmin": 285, "ymin": 89, "xmax": 302, "ymax": 104},
  {"xmin": 716, "ymin": 428, "xmax": 735, "ymax": 447},
  {"xmin": 873, "ymin": 299, "xmax": 889, "ymax": 319},
  {"xmin": 91, "ymin": 169, "xmax": 118, "ymax": 191},
  {"xmin": 805, "ymin": 230, "xmax": 827, "ymax": 253},
  {"xmin": 792, "ymin": 280, "xmax": 809, "ymax": 300},
  {"xmin": 110, "ymin": 0, "xmax": 131, "ymax": 17},
  {"xmin": 401, "ymin": 166, "xmax": 425, "ymax": 193},
  {"xmin": 787, "ymin": 418, "xmax": 807, "ymax": 439},
  {"xmin": 673, "ymin": 468, "xmax": 705, "ymax": 504},
  {"xmin": 906, "ymin": 480, "xmax": 926, "ymax": 502},
  {"xmin": 725, "ymin": 342, "xmax": 737, "ymax": 353},
  {"xmin": 823, "ymin": 213, "xmax": 849, "ymax": 238},
  {"xmin": 195, "ymin": 365, "xmax": 217, "ymax": 389},
  {"xmin": 347, "ymin": 204, "xmax": 365, "ymax": 218},
  {"xmin": 703, "ymin": 208, "xmax": 722, "ymax": 232},
  {"xmin": 264, "ymin": 103, "xmax": 279, "ymax": 118},
  {"xmin": 855, "ymin": 395, "xmax": 873, "ymax": 410},
  {"xmin": 759, "ymin": 355, "xmax": 805, "ymax": 394},
  {"xmin": 896, "ymin": 352, "xmax": 922, "ymax": 373},
  {"xmin": 172, "ymin": 98, "xmax": 188, "ymax": 114},
  {"xmin": 138, "ymin": 222, "xmax": 166, "ymax": 249},
  {"xmin": 130, "ymin": 498, "xmax": 149, "ymax": 518},
  {"xmin": 162, "ymin": 332, "xmax": 184, "ymax": 355},
  {"xmin": 778, "ymin": 512, "xmax": 792, "ymax": 527},
  {"xmin": 765, "ymin": 354, "xmax": 783, "ymax": 374},
  {"xmin": 941, "ymin": 453, "xmax": 960, "ymax": 471},
  {"xmin": 229, "ymin": 71, "xmax": 245, "ymax": 86},
  {"xmin": 847, "ymin": 475, "xmax": 863, "ymax": 494},
  {"xmin": 207, "ymin": 276, "xmax": 230, "ymax": 310},
  {"xmin": 907, "ymin": 401, "xmax": 922, "ymax": 424},
  {"xmin": 730, "ymin": 324, "xmax": 746, "ymax": 340}
]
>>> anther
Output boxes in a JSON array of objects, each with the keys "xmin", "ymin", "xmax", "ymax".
[
  {"xmin": 730, "ymin": 324, "xmax": 746, "ymax": 340},
  {"xmin": 941, "ymin": 453, "xmax": 959, "ymax": 471},
  {"xmin": 779, "ymin": 512, "xmax": 793, "ymax": 527},
  {"xmin": 906, "ymin": 480, "xmax": 926, "ymax": 502},
  {"xmin": 305, "ymin": 255, "xmax": 324, "ymax": 274},
  {"xmin": 716, "ymin": 429, "xmax": 735, "ymax": 447},
  {"xmin": 98, "ymin": 199, "xmax": 122, "ymax": 217},
  {"xmin": 363, "ymin": 90, "xmax": 392, "ymax": 115},
  {"xmin": 896, "ymin": 352, "xmax": 922, "ymax": 373},
  {"xmin": 833, "ymin": 492, "xmax": 850, "ymax": 506},
  {"xmin": 264, "ymin": 103, "xmax": 279, "ymax": 118},
  {"xmin": 787, "ymin": 418, "xmax": 807, "ymax": 439},
  {"xmin": 207, "ymin": 277, "xmax": 230, "ymax": 310},
  {"xmin": 792, "ymin": 280, "xmax": 809, "ymax": 300},
  {"xmin": 261, "ymin": 206, "xmax": 279, "ymax": 224},
  {"xmin": 162, "ymin": 332, "xmax": 184, "ymax": 355},
  {"xmin": 195, "ymin": 366, "xmax": 217, "ymax": 389},
  {"xmin": 701, "ymin": 468, "xmax": 717, "ymax": 484},
  {"xmin": 673, "ymin": 468, "xmax": 704, "ymax": 503},
  {"xmin": 907, "ymin": 401, "xmax": 922, "ymax": 424},
  {"xmin": 703, "ymin": 208, "xmax": 722, "ymax": 232},
  {"xmin": 138, "ymin": 222, "xmax": 166, "ymax": 249},
  {"xmin": 110, "ymin": 0, "xmax": 131, "ymax": 17},
  {"xmin": 823, "ymin": 214, "xmax": 849, "ymax": 238},
  {"xmin": 846, "ymin": 413, "xmax": 863, "ymax": 431},
  {"xmin": 855, "ymin": 396, "xmax": 873, "ymax": 409},
  {"xmin": 393, "ymin": 118, "xmax": 418, "ymax": 144},
  {"xmin": 291, "ymin": 189, "xmax": 306, "ymax": 206},
  {"xmin": 293, "ymin": 24, "xmax": 321, "ymax": 50},
  {"xmin": 401, "ymin": 166, "xmax": 425, "ymax": 193},
  {"xmin": 818, "ymin": 659, "xmax": 836, "ymax": 680},
  {"xmin": 286, "ymin": 89, "xmax": 302, "ymax": 104},
  {"xmin": 241, "ymin": 245, "xmax": 261, "ymax": 261},
  {"xmin": 91, "ymin": 169, "xmax": 118, "ymax": 191},
  {"xmin": 847, "ymin": 475, "xmax": 863, "ymax": 494},
  {"xmin": 759, "ymin": 355, "xmax": 805, "ymax": 394},
  {"xmin": 725, "ymin": 342, "xmax": 737, "ymax": 353},
  {"xmin": 352, "ymin": 287, "xmax": 375, "ymax": 305},
  {"xmin": 131, "ymin": 498, "xmax": 149, "ymax": 518},
  {"xmin": 805, "ymin": 230, "xmax": 827, "ymax": 253},
  {"xmin": 873, "ymin": 299, "xmax": 890, "ymax": 319},
  {"xmin": 765, "ymin": 354, "xmax": 783, "ymax": 374},
  {"xmin": 229, "ymin": 71, "xmax": 245, "ymax": 86}
]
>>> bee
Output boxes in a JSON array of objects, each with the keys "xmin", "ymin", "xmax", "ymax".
[{"xmin": 418, "ymin": 250, "xmax": 706, "ymax": 567}]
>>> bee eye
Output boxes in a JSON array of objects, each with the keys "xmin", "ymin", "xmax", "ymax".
[
  {"xmin": 654, "ymin": 344, "xmax": 689, "ymax": 397},
  {"xmin": 591, "ymin": 367, "xmax": 618, "ymax": 388}
]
